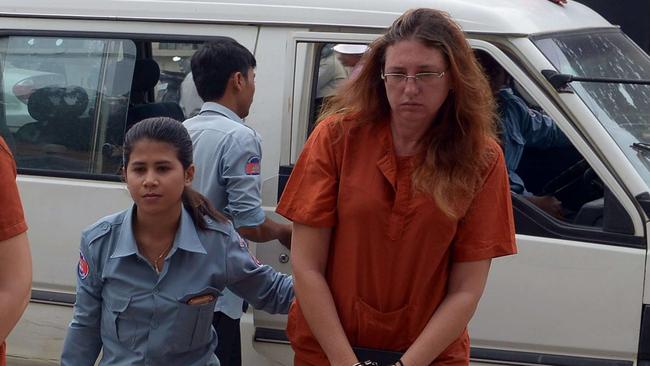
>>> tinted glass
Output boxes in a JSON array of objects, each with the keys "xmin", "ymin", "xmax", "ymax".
[{"xmin": 0, "ymin": 36, "xmax": 136, "ymax": 175}]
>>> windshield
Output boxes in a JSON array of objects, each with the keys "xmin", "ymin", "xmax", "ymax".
[{"xmin": 533, "ymin": 29, "xmax": 650, "ymax": 186}]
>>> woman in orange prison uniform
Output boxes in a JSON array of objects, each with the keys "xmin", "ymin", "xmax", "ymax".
[
  {"xmin": 277, "ymin": 117, "xmax": 516, "ymax": 366},
  {"xmin": 276, "ymin": 8, "xmax": 517, "ymax": 366}
]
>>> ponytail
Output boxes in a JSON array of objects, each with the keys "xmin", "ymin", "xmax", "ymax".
[{"xmin": 181, "ymin": 186, "xmax": 227, "ymax": 230}]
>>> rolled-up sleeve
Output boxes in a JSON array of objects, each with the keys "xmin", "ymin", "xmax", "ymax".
[
  {"xmin": 221, "ymin": 130, "xmax": 266, "ymax": 228},
  {"xmin": 60, "ymin": 233, "xmax": 102, "ymax": 365}
]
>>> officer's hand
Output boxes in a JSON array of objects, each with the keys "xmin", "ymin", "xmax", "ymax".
[
  {"xmin": 526, "ymin": 195, "xmax": 564, "ymax": 219},
  {"xmin": 279, "ymin": 223, "xmax": 292, "ymax": 250}
]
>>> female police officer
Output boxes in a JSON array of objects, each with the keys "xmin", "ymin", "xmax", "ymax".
[{"xmin": 60, "ymin": 117, "xmax": 293, "ymax": 365}]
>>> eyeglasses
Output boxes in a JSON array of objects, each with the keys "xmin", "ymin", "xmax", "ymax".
[{"xmin": 381, "ymin": 71, "xmax": 446, "ymax": 86}]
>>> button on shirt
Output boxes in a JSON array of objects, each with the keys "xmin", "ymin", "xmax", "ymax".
[
  {"xmin": 184, "ymin": 102, "xmax": 266, "ymax": 319},
  {"xmin": 60, "ymin": 206, "xmax": 293, "ymax": 366},
  {"xmin": 498, "ymin": 88, "xmax": 570, "ymax": 194}
]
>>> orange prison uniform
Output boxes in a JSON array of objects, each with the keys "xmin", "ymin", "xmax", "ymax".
[
  {"xmin": 0, "ymin": 137, "xmax": 28, "ymax": 366},
  {"xmin": 277, "ymin": 117, "xmax": 517, "ymax": 366}
]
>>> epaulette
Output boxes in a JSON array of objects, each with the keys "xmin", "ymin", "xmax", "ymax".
[
  {"xmin": 202, "ymin": 216, "xmax": 234, "ymax": 236},
  {"xmin": 83, "ymin": 220, "xmax": 112, "ymax": 247},
  {"xmin": 82, "ymin": 211, "xmax": 123, "ymax": 246}
]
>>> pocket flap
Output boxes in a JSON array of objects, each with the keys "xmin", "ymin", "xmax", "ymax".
[
  {"xmin": 178, "ymin": 287, "xmax": 221, "ymax": 304},
  {"xmin": 106, "ymin": 295, "xmax": 131, "ymax": 313}
]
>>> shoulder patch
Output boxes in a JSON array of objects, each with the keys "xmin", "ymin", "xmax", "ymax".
[
  {"xmin": 245, "ymin": 155, "xmax": 261, "ymax": 175},
  {"xmin": 202, "ymin": 216, "xmax": 233, "ymax": 235},
  {"xmin": 239, "ymin": 237, "xmax": 262, "ymax": 266},
  {"xmin": 78, "ymin": 251, "xmax": 89, "ymax": 280}
]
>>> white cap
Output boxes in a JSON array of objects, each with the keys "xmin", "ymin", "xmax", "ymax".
[{"xmin": 332, "ymin": 44, "xmax": 369, "ymax": 55}]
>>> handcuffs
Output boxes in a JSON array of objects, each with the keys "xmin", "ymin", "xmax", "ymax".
[{"xmin": 353, "ymin": 361, "xmax": 404, "ymax": 366}]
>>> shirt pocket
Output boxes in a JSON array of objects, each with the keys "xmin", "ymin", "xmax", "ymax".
[
  {"xmin": 170, "ymin": 287, "xmax": 221, "ymax": 352},
  {"xmin": 102, "ymin": 295, "xmax": 137, "ymax": 348},
  {"xmin": 353, "ymin": 297, "xmax": 413, "ymax": 351}
]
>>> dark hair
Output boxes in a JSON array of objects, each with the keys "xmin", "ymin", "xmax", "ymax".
[
  {"xmin": 191, "ymin": 38, "xmax": 257, "ymax": 102},
  {"xmin": 123, "ymin": 117, "xmax": 226, "ymax": 229},
  {"xmin": 474, "ymin": 50, "xmax": 509, "ymax": 91},
  {"xmin": 321, "ymin": 8, "xmax": 497, "ymax": 218},
  {"xmin": 474, "ymin": 50, "xmax": 502, "ymax": 79}
]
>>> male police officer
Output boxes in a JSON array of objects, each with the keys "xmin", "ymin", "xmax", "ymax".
[{"xmin": 183, "ymin": 39, "xmax": 292, "ymax": 366}]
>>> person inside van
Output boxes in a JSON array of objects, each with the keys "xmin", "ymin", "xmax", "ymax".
[
  {"xmin": 0, "ymin": 136, "xmax": 32, "ymax": 366},
  {"xmin": 60, "ymin": 117, "xmax": 293, "ymax": 366},
  {"xmin": 183, "ymin": 39, "xmax": 292, "ymax": 366},
  {"xmin": 332, "ymin": 43, "xmax": 369, "ymax": 79},
  {"xmin": 474, "ymin": 51, "xmax": 571, "ymax": 219},
  {"xmin": 277, "ymin": 8, "xmax": 517, "ymax": 366},
  {"xmin": 313, "ymin": 44, "xmax": 348, "ymax": 129}
]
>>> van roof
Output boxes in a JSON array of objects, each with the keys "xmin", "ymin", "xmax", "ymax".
[{"xmin": 0, "ymin": 0, "xmax": 613, "ymax": 36}]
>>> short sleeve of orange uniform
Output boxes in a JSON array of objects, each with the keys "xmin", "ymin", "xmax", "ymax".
[
  {"xmin": 0, "ymin": 137, "xmax": 28, "ymax": 241},
  {"xmin": 453, "ymin": 142, "xmax": 517, "ymax": 262},
  {"xmin": 277, "ymin": 119, "xmax": 341, "ymax": 227}
]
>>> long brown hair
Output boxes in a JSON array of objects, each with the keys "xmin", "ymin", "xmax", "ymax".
[{"xmin": 320, "ymin": 8, "xmax": 497, "ymax": 218}]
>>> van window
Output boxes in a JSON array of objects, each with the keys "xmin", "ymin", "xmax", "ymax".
[
  {"xmin": 474, "ymin": 51, "xmax": 637, "ymax": 243},
  {"xmin": 0, "ymin": 36, "xmax": 136, "ymax": 175},
  {"xmin": 0, "ymin": 37, "xmax": 208, "ymax": 178},
  {"xmin": 152, "ymin": 41, "xmax": 200, "ymax": 105},
  {"xmin": 534, "ymin": 29, "xmax": 650, "ymax": 188},
  {"xmin": 289, "ymin": 41, "xmax": 369, "ymax": 161}
]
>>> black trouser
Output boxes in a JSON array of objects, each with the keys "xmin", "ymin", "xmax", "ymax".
[{"xmin": 213, "ymin": 311, "xmax": 241, "ymax": 366}]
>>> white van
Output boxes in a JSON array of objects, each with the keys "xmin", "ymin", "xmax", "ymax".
[{"xmin": 3, "ymin": 0, "xmax": 650, "ymax": 365}]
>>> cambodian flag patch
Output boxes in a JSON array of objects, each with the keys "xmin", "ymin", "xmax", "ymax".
[
  {"xmin": 245, "ymin": 156, "xmax": 261, "ymax": 175},
  {"xmin": 240, "ymin": 237, "xmax": 261, "ymax": 266},
  {"xmin": 78, "ymin": 251, "xmax": 89, "ymax": 280}
]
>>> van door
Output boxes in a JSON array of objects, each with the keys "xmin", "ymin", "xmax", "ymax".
[{"xmin": 467, "ymin": 40, "xmax": 646, "ymax": 365}]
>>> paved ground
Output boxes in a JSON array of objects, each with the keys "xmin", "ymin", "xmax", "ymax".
[{"xmin": 6, "ymin": 357, "xmax": 58, "ymax": 366}]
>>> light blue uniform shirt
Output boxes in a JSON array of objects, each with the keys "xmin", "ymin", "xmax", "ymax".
[
  {"xmin": 60, "ymin": 206, "xmax": 293, "ymax": 366},
  {"xmin": 183, "ymin": 102, "xmax": 265, "ymax": 319},
  {"xmin": 499, "ymin": 88, "xmax": 571, "ymax": 194}
]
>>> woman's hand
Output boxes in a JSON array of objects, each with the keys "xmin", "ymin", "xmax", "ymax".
[{"xmin": 400, "ymin": 259, "xmax": 492, "ymax": 366}]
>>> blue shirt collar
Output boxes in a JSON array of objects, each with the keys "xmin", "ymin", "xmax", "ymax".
[
  {"xmin": 111, "ymin": 205, "xmax": 207, "ymax": 259},
  {"xmin": 199, "ymin": 102, "xmax": 243, "ymax": 124}
]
